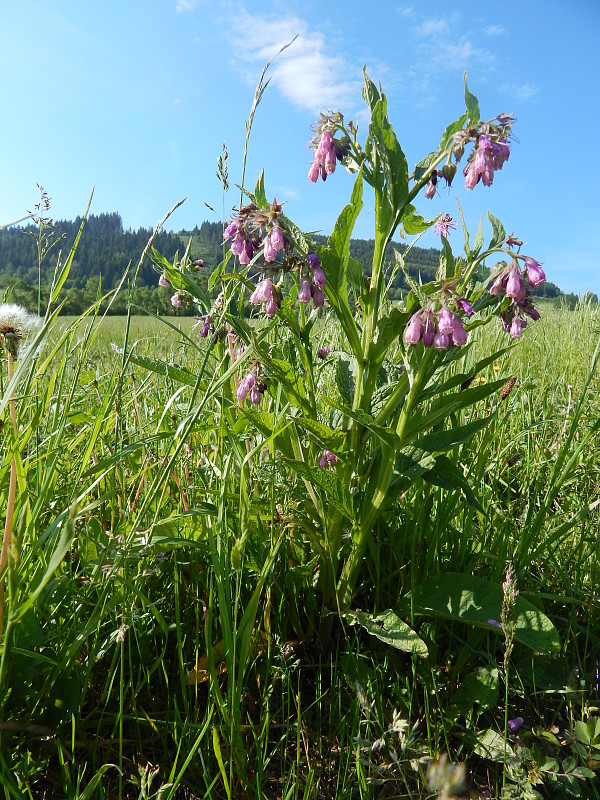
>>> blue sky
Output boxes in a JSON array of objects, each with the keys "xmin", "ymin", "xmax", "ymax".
[{"xmin": 1, "ymin": 0, "xmax": 599, "ymax": 294}]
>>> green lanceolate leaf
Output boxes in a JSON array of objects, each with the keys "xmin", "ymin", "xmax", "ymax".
[
  {"xmin": 422, "ymin": 455, "xmax": 484, "ymax": 513},
  {"xmin": 439, "ymin": 113, "xmax": 469, "ymax": 150},
  {"xmin": 403, "ymin": 378, "xmax": 507, "ymax": 441},
  {"xmin": 487, "ymin": 211, "xmax": 506, "ymax": 249},
  {"xmin": 415, "ymin": 413, "xmax": 494, "ymax": 454},
  {"xmin": 254, "ymin": 168, "xmax": 267, "ymax": 208},
  {"xmin": 125, "ymin": 352, "xmax": 198, "ymax": 386},
  {"xmin": 392, "ymin": 446, "xmax": 437, "ymax": 488},
  {"xmin": 335, "ymin": 357, "xmax": 356, "ymax": 405},
  {"xmin": 370, "ymin": 308, "xmax": 410, "ymax": 365},
  {"xmin": 263, "ymin": 357, "xmax": 312, "ymax": 415},
  {"xmin": 410, "ymin": 573, "xmax": 561, "ymax": 654},
  {"xmin": 369, "ymin": 97, "xmax": 409, "ymax": 216},
  {"xmin": 346, "ymin": 609, "xmax": 428, "ymax": 657},
  {"xmin": 362, "ymin": 67, "xmax": 381, "ymax": 112},
  {"xmin": 294, "ymin": 417, "xmax": 347, "ymax": 453},
  {"xmin": 286, "ymin": 459, "xmax": 353, "ymax": 519},
  {"xmin": 437, "ymin": 234, "xmax": 455, "ymax": 281},
  {"xmin": 463, "ymin": 72, "xmax": 480, "ymax": 125},
  {"xmin": 240, "ymin": 408, "xmax": 296, "ymax": 461},
  {"xmin": 324, "ymin": 169, "xmax": 364, "ymax": 297}
]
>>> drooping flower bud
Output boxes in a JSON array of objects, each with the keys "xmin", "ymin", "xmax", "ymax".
[
  {"xmin": 451, "ymin": 315, "xmax": 468, "ymax": 346},
  {"xmin": 437, "ymin": 306, "xmax": 454, "ymax": 336},
  {"xmin": 404, "ymin": 314, "xmax": 423, "ymax": 345},
  {"xmin": 433, "ymin": 331, "xmax": 450, "ymax": 350},
  {"xmin": 523, "ymin": 257, "xmax": 545, "ymax": 287},
  {"xmin": 298, "ymin": 280, "xmax": 312, "ymax": 303},
  {"xmin": 159, "ymin": 274, "xmax": 170, "ymax": 288},
  {"xmin": 317, "ymin": 346, "xmax": 330, "ymax": 359},
  {"xmin": 457, "ymin": 298, "xmax": 475, "ymax": 316},
  {"xmin": 505, "ymin": 265, "xmax": 525, "ymax": 303},
  {"xmin": 250, "ymin": 279, "xmax": 273, "ymax": 305},
  {"xmin": 311, "ymin": 264, "xmax": 326, "ymax": 290},
  {"xmin": 311, "ymin": 286, "xmax": 325, "ymax": 307},
  {"xmin": 171, "ymin": 293, "xmax": 183, "ymax": 309}
]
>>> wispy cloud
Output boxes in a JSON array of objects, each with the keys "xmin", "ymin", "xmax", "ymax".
[
  {"xmin": 227, "ymin": 10, "xmax": 362, "ymax": 113},
  {"xmin": 175, "ymin": 0, "xmax": 197, "ymax": 12},
  {"xmin": 484, "ymin": 24, "xmax": 505, "ymax": 36},
  {"xmin": 501, "ymin": 82, "xmax": 539, "ymax": 101},
  {"xmin": 414, "ymin": 17, "xmax": 449, "ymax": 36}
]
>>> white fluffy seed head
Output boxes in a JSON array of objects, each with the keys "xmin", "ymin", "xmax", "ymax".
[{"xmin": 0, "ymin": 303, "xmax": 39, "ymax": 358}]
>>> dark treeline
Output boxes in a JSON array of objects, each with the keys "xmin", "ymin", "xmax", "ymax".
[{"xmin": 0, "ymin": 213, "xmax": 566, "ymax": 315}]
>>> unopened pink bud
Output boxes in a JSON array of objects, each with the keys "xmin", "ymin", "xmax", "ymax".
[
  {"xmin": 505, "ymin": 266, "xmax": 525, "ymax": 302},
  {"xmin": 433, "ymin": 331, "xmax": 450, "ymax": 350},
  {"xmin": 299, "ymin": 280, "xmax": 312, "ymax": 303},
  {"xmin": 312, "ymin": 265, "xmax": 326, "ymax": 289},
  {"xmin": 312, "ymin": 286, "xmax": 325, "ymax": 307},
  {"xmin": 437, "ymin": 306, "xmax": 454, "ymax": 336},
  {"xmin": 524, "ymin": 257, "xmax": 545, "ymax": 287},
  {"xmin": 451, "ymin": 315, "xmax": 467, "ymax": 346},
  {"xmin": 404, "ymin": 315, "xmax": 422, "ymax": 345}
]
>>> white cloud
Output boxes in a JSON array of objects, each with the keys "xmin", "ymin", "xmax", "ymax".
[
  {"xmin": 175, "ymin": 0, "xmax": 197, "ymax": 12},
  {"xmin": 414, "ymin": 18, "xmax": 449, "ymax": 36},
  {"xmin": 501, "ymin": 82, "xmax": 539, "ymax": 101},
  {"xmin": 227, "ymin": 10, "xmax": 362, "ymax": 113},
  {"xmin": 485, "ymin": 24, "xmax": 505, "ymax": 36}
]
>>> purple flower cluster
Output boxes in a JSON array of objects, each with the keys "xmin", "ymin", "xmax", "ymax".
[
  {"xmin": 489, "ymin": 254, "xmax": 545, "ymax": 338},
  {"xmin": 224, "ymin": 199, "xmax": 288, "ymax": 267},
  {"xmin": 319, "ymin": 450, "xmax": 337, "ymax": 469},
  {"xmin": 308, "ymin": 130, "xmax": 338, "ymax": 182},
  {"xmin": 404, "ymin": 303, "xmax": 469, "ymax": 350},
  {"xmin": 307, "ymin": 113, "xmax": 351, "ymax": 183},
  {"xmin": 317, "ymin": 345, "xmax": 330, "ymax": 359},
  {"xmin": 464, "ymin": 133, "xmax": 510, "ymax": 190},
  {"xmin": 236, "ymin": 370, "xmax": 266, "ymax": 405},
  {"xmin": 298, "ymin": 253, "xmax": 326, "ymax": 307},
  {"xmin": 250, "ymin": 278, "xmax": 281, "ymax": 318}
]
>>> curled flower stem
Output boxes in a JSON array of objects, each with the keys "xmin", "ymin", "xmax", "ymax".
[{"xmin": 0, "ymin": 353, "xmax": 18, "ymax": 640}]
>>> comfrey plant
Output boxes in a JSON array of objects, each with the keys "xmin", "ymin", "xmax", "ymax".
[{"xmin": 152, "ymin": 72, "xmax": 546, "ymax": 640}]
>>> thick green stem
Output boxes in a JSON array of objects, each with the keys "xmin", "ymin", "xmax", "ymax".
[{"xmin": 339, "ymin": 348, "xmax": 436, "ymax": 605}]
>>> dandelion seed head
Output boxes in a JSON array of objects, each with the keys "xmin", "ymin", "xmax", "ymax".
[{"xmin": 0, "ymin": 304, "xmax": 39, "ymax": 358}]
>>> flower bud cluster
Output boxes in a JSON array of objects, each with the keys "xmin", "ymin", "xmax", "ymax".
[
  {"xmin": 195, "ymin": 313, "xmax": 214, "ymax": 339},
  {"xmin": 224, "ymin": 198, "xmax": 289, "ymax": 267},
  {"xmin": 308, "ymin": 112, "xmax": 351, "ymax": 183},
  {"xmin": 319, "ymin": 450, "xmax": 337, "ymax": 469},
  {"xmin": 298, "ymin": 253, "xmax": 326, "ymax": 308},
  {"xmin": 317, "ymin": 345, "xmax": 330, "ymax": 359},
  {"xmin": 404, "ymin": 300, "xmax": 470, "ymax": 350},
  {"xmin": 236, "ymin": 369, "xmax": 266, "ymax": 406},
  {"xmin": 489, "ymin": 250, "xmax": 545, "ymax": 338},
  {"xmin": 450, "ymin": 114, "xmax": 514, "ymax": 191},
  {"xmin": 250, "ymin": 278, "xmax": 281, "ymax": 318}
]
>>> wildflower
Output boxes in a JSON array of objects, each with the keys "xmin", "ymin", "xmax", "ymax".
[
  {"xmin": 404, "ymin": 313, "xmax": 423, "ymax": 345},
  {"xmin": 298, "ymin": 280, "xmax": 312, "ymax": 303},
  {"xmin": 263, "ymin": 225, "xmax": 285, "ymax": 262},
  {"xmin": 264, "ymin": 294, "xmax": 280, "ymax": 317},
  {"xmin": 451, "ymin": 315, "xmax": 468, "ymax": 346},
  {"xmin": 425, "ymin": 173, "xmax": 438, "ymax": 199},
  {"xmin": 523, "ymin": 256, "xmax": 545, "ymax": 287},
  {"xmin": 170, "ymin": 293, "xmax": 183, "ymax": 309},
  {"xmin": 464, "ymin": 132, "xmax": 510, "ymax": 190},
  {"xmin": 434, "ymin": 213, "xmax": 457, "ymax": 237},
  {"xmin": 508, "ymin": 716, "xmax": 524, "ymax": 733},
  {"xmin": 319, "ymin": 450, "xmax": 337, "ymax": 469},
  {"xmin": 307, "ymin": 116, "xmax": 351, "ymax": 183},
  {"xmin": 311, "ymin": 286, "xmax": 325, "ymax": 307},
  {"xmin": 457, "ymin": 298, "xmax": 474, "ymax": 316},
  {"xmin": 433, "ymin": 331, "xmax": 450, "ymax": 350},
  {"xmin": 504, "ymin": 233, "xmax": 523, "ymax": 247},
  {"xmin": 158, "ymin": 273, "xmax": 170, "ymax": 288},
  {"xmin": 437, "ymin": 306, "xmax": 454, "ymax": 336},
  {"xmin": 311, "ymin": 264, "xmax": 326, "ymax": 290},
  {"xmin": 236, "ymin": 372, "xmax": 256, "ymax": 402},
  {"xmin": 505, "ymin": 264, "xmax": 525, "ymax": 303},
  {"xmin": 488, "ymin": 619, "xmax": 503, "ymax": 629},
  {"xmin": 200, "ymin": 322, "xmax": 210, "ymax": 338},
  {"xmin": 307, "ymin": 253, "xmax": 321, "ymax": 270},
  {"xmin": 317, "ymin": 346, "xmax": 330, "ymax": 359},
  {"xmin": 250, "ymin": 279, "xmax": 273, "ymax": 305},
  {"xmin": 0, "ymin": 304, "xmax": 38, "ymax": 359}
]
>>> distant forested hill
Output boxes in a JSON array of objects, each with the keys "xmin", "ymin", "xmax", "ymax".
[{"xmin": 0, "ymin": 212, "xmax": 563, "ymax": 315}]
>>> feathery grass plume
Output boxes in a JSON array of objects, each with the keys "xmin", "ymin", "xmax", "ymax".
[{"xmin": 0, "ymin": 303, "xmax": 39, "ymax": 639}]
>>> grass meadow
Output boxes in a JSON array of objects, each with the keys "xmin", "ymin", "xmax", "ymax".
[{"xmin": 0, "ymin": 297, "xmax": 599, "ymax": 800}]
